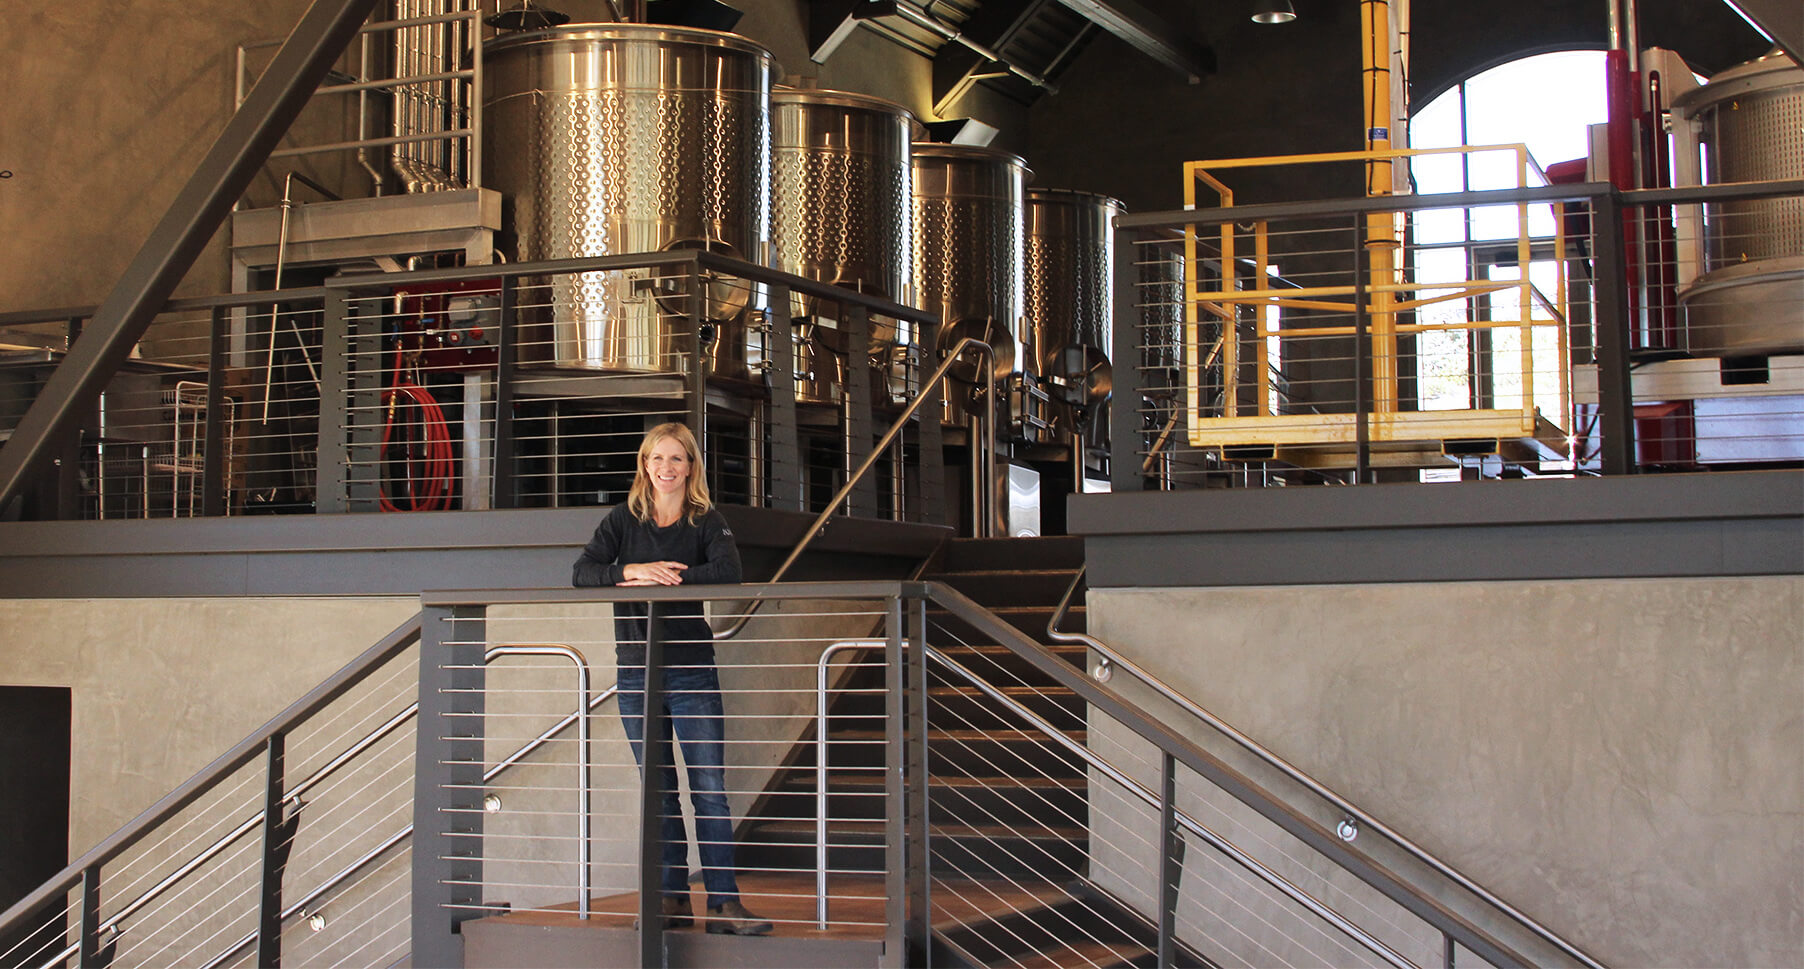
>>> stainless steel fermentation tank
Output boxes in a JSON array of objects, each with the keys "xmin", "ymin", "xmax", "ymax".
[
  {"xmin": 912, "ymin": 144, "xmax": 1030, "ymax": 397},
  {"xmin": 770, "ymin": 89, "xmax": 917, "ymax": 402},
  {"xmin": 1025, "ymin": 188, "xmax": 1122, "ymax": 432},
  {"xmin": 1674, "ymin": 49, "xmax": 1804, "ymax": 357},
  {"xmin": 483, "ymin": 25, "xmax": 775, "ymax": 374}
]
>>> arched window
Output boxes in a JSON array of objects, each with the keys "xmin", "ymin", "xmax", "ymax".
[{"xmin": 1406, "ymin": 50, "xmax": 1608, "ymax": 421}]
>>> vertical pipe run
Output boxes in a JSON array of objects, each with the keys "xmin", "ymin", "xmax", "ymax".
[
  {"xmin": 1353, "ymin": 216, "xmax": 1372, "ymax": 482},
  {"xmin": 1360, "ymin": 0, "xmax": 1401, "ymax": 419}
]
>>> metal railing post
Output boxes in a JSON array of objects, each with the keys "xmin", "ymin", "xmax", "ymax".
[
  {"xmin": 905, "ymin": 592, "xmax": 932, "ymax": 958},
  {"xmin": 79, "ymin": 867, "xmax": 105, "ymax": 969},
  {"xmin": 203, "ymin": 306, "xmax": 229, "ymax": 517},
  {"xmin": 638, "ymin": 601, "xmax": 670, "ymax": 969},
  {"xmin": 765, "ymin": 285, "xmax": 803, "ymax": 511},
  {"xmin": 843, "ymin": 305, "xmax": 878, "ymax": 518},
  {"xmin": 685, "ymin": 265, "xmax": 708, "ymax": 439},
  {"xmin": 257, "ymin": 732, "xmax": 290, "ymax": 968},
  {"xmin": 882, "ymin": 595, "xmax": 908, "ymax": 968},
  {"xmin": 316, "ymin": 289, "xmax": 352, "ymax": 513},
  {"xmin": 1111, "ymin": 225, "xmax": 1145, "ymax": 493},
  {"xmin": 1592, "ymin": 189, "xmax": 1638, "ymax": 475},
  {"xmin": 1157, "ymin": 751, "xmax": 1180, "ymax": 968},
  {"xmin": 410, "ymin": 604, "xmax": 484, "ymax": 969},
  {"xmin": 492, "ymin": 277, "xmax": 518, "ymax": 508}
]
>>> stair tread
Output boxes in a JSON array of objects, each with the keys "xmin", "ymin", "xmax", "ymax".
[
  {"xmin": 992, "ymin": 939, "xmax": 1152, "ymax": 969},
  {"xmin": 802, "ymin": 772, "xmax": 1084, "ymax": 790},
  {"xmin": 832, "ymin": 728, "xmax": 1086, "ymax": 742},
  {"xmin": 752, "ymin": 818, "xmax": 1088, "ymax": 840}
]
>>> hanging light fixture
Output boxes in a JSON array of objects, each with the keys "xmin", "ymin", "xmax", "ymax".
[{"xmin": 1251, "ymin": 0, "xmax": 1297, "ymax": 24}]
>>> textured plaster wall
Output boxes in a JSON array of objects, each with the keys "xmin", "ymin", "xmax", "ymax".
[
  {"xmin": 1086, "ymin": 575, "xmax": 1803, "ymax": 969},
  {"xmin": 0, "ymin": 596, "xmax": 418, "ymax": 856}
]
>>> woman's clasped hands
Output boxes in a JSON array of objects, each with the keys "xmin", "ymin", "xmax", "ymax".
[{"xmin": 620, "ymin": 560, "xmax": 689, "ymax": 586}]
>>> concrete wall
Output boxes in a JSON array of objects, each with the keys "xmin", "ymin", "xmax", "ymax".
[
  {"xmin": 0, "ymin": 596, "xmax": 419, "ymax": 856},
  {"xmin": 1084, "ymin": 575, "xmax": 1803, "ymax": 968}
]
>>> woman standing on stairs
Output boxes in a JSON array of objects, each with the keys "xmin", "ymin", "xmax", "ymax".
[{"xmin": 572, "ymin": 422, "xmax": 774, "ymax": 937}]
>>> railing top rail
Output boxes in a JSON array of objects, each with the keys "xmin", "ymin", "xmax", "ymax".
[
  {"xmin": 325, "ymin": 247, "xmax": 941, "ymax": 325},
  {"xmin": 922, "ymin": 579, "xmax": 1589, "ymax": 969},
  {"xmin": 1117, "ymin": 176, "xmax": 1804, "ymax": 231},
  {"xmin": 0, "ymin": 611, "xmax": 424, "ymax": 934},
  {"xmin": 0, "ymin": 287, "xmax": 336, "ymax": 329},
  {"xmin": 421, "ymin": 579, "xmax": 932, "ymax": 609},
  {"xmin": 3, "ymin": 247, "xmax": 942, "ymax": 331}
]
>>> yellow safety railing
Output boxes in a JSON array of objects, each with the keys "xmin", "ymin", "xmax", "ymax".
[{"xmin": 1178, "ymin": 145, "xmax": 1572, "ymax": 464}]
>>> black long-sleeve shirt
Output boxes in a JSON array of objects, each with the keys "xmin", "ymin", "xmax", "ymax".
[{"xmin": 572, "ymin": 504, "xmax": 742, "ymax": 667}]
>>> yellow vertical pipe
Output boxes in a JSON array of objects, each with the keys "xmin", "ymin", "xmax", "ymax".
[
  {"xmin": 1516, "ymin": 147, "xmax": 1535, "ymax": 425},
  {"xmin": 1255, "ymin": 223, "xmax": 1272, "ymax": 417},
  {"xmin": 1361, "ymin": 0, "xmax": 1400, "ymax": 421},
  {"xmin": 1183, "ymin": 165, "xmax": 1201, "ymax": 440}
]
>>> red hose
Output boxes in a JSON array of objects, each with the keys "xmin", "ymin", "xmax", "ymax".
[{"xmin": 379, "ymin": 346, "xmax": 454, "ymax": 512}]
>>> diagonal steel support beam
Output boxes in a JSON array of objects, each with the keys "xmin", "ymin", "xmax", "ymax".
[
  {"xmin": 0, "ymin": 0, "xmax": 381, "ymax": 511},
  {"xmin": 1722, "ymin": 0, "xmax": 1802, "ymax": 64},
  {"xmin": 1052, "ymin": 0, "xmax": 1213, "ymax": 81}
]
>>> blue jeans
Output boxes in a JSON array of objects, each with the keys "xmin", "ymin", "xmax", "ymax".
[{"xmin": 616, "ymin": 662, "xmax": 742, "ymax": 908}]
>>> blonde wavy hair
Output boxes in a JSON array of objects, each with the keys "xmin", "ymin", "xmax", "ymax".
[{"xmin": 626, "ymin": 422, "xmax": 712, "ymax": 523}]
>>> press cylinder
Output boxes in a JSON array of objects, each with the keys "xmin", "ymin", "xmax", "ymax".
[
  {"xmin": 770, "ymin": 88, "xmax": 917, "ymax": 401},
  {"xmin": 1024, "ymin": 188, "xmax": 1123, "ymax": 427},
  {"xmin": 483, "ymin": 24, "xmax": 775, "ymax": 374},
  {"xmin": 911, "ymin": 143, "xmax": 1030, "ymax": 388},
  {"xmin": 1673, "ymin": 49, "xmax": 1804, "ymax": 357}
]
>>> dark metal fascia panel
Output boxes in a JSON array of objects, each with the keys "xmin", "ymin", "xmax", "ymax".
[
  {"xmin": 1073, "ymin": 472, "xmax": 1804, "ymax": 586},
  {"xmin": 1071, "ymin": 471, "xmax": 1804, "ymax": 535},
  {"xmin": 1082, "ymin": 517, "xmax": 1802, "ymax": 587},
  {"xmin": 0, "ymin": 508, "xmax": 949, "ymax": 598}
]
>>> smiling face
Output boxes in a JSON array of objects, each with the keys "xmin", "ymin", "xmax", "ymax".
[{"xmin": 644, "ymin": 435, "xmax": 691, "ymax": 499}]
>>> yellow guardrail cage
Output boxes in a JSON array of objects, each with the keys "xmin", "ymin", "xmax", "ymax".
[{"xmin": 1179, "ymin": 145, "xmax": 1574, "ymax": 468}]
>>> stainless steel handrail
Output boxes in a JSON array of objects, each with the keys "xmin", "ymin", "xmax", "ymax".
[
  {"xmin": 714, "ymin": 336, "xmax": 995, "ymax": 640},
  {"xmin": 1046, "ymin": 566, "xmax": 1605, "ymax": 968},
  {"xmin": 485, "ymin": 644, "xmax": 594, "ymax": 918},
  {"xmin": 813, "ymin": 639, "xmax": 886, "ymax": 928}
]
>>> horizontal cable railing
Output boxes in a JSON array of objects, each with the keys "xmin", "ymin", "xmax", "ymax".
[
  {"xmin": 0, "ymin": 249, "xmax": 951, "ymax": 526},
  {"xmin": 1115, "ymin": 177, "xmax": 1804, "ymax": 490},
  {"xmin": 0, "ymin": 614, "xmax": 423, "ymax": 969},
  {"xmin": 9, "ymin": 577, "xmax": 1607, "ymax": 968},
  {"xmin": 413, "ymin": 579, "xmax": 1601, "ymax": 969}
]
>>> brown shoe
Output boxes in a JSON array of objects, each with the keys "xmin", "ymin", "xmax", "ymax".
[
  {"xmin": 632, "ymin": 896, "xmax": 693, "ymax": 930},
  {"xmin": 706, "ymin": 900, "xmax": 773, "ymax": 936}
]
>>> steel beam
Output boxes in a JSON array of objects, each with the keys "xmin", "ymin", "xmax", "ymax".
[
  {"xmin": 1052, "ymin": 0, "xmax": 1213, "ymax": 81},
  {"xmin": 0, "ymin": 0, "xmax": 381, "ymax": 511},
  {"xmin": 1723, "ymin": 0, "xmax": 1802, "ymax": 64}
]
